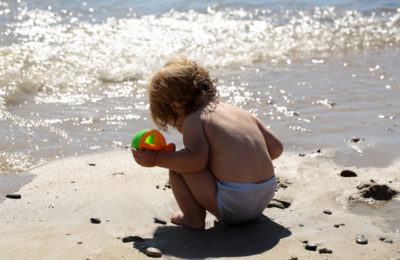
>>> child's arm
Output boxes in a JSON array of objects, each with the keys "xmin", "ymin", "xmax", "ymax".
[
  {"xmin": 132, "ymin": 114, "xmax": 209, "ymax": 173},
  {"xmin": 255, "ymin": 117, "xmax": 283, "ymax": 160}
]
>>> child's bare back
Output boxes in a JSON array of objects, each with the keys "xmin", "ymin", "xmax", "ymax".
[{"xmin": 193, "ymin": 101, "xmax": 279, "ymax": 183}]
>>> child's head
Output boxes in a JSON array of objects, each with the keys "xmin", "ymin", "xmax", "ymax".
[{"xmin": 148, "ymin": 58, "xmax": 217, "ymax": 131}]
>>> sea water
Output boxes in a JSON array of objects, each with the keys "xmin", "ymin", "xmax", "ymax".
[{"xmin": 1, "ymin": 0, "xmax": 399, "ymax": 175}]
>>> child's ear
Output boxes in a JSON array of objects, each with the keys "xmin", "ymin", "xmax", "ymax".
[{"xmin": 170, "ymin": 102, "xmax": 184, "ymax": 114}]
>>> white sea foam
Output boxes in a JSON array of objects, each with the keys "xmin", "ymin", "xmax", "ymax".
[{"xmin": 1, "ymin": 7, "xmax": 399, "ymax": 100}]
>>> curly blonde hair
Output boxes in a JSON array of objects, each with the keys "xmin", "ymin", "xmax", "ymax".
[{"xmin": 148, "ymin": 58, "xmax": 218, "ymax": 131}]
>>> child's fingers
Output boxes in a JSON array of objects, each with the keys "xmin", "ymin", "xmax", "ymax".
[{"xmin": 131, "ymin": 148, "xmax": 141, "ymax": 160}]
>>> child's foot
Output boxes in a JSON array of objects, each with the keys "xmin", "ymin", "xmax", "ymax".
[{"xmin": 170, "ymin": 211, "xmax": 205, "ymax": 230}]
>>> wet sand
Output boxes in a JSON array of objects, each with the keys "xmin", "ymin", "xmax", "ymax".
[{"xmin": 0, "ymin": 149, "xmax": 399, "ymax": 259}]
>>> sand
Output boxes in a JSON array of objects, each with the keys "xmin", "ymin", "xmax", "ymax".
[{"xmin": 0, "ymin": 149, "xmax": 399, "ymax": 259}]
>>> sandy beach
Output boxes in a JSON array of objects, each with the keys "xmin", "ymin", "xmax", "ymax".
[{"xmin": 1, "ymin": 148, "xmax": 399, "ymax": 259}]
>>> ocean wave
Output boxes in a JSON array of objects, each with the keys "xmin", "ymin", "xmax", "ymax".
[{"xmin": 0, "ymin": 6, "xmax": 399, "ymax": 99}]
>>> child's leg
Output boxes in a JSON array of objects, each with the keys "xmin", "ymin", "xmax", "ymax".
[{"xmin": 169, "ymin": 168, "xmax": 219, "ymax": 229}]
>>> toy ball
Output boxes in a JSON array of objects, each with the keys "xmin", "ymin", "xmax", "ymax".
[{"xmin": 132, "ymin": 129, "xmax": 175, "ymax": 152}]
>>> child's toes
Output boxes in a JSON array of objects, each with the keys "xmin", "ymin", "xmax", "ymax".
[{"xmin": 171, "ymin": 212, "xmax": 205, "ymax": 230}]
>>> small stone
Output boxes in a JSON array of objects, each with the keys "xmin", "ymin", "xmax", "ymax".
[
  {"xmin": 153, "ymin": 217, "xmax": 167, "ymax": 225},
  {"xmin": 122, "ymin": 235, "xmax": 145, "ymax": 243},
  {"xmin": 90, "ymin": 218, "xmax": 101, "ymax": 224},
  {"xmin": 357, "ymin": 183, "xmax": 371, "ymax": 190},
  {"xmin": 156, "ymin": 185, "xmax": 159, "ymax": 189},
  {"xmin": 145, "ymin": 247, "xmax": 162, "ymax": 257},
  {"xmin": 340, "ymin": 223, "xmax": 345, "ymax": 226},
  {"xmin": 351, "ymin": 137, "xmax": 362, "ymax": 143},
  {"xmin": 6, "ymin": 194, "xmax": 21, "ymax": 199},
  {"xmin": 273, "ymin": 198, "xmax": 291, "ymax": 208},
  {"xmin": 319, "ymin": 248, "xmax": 333, "ymax": 254},
  {"xmin": 379, "ymin": 237, "xmax": 393, "ymax": 243},
  {"xmin": 305, "ymin": 243, "xmax": 317, "ymax": 251},
  {"xmin": 300, "ymin": 240, "xmax": 308, "ymax": 244},
  {"xmin": 279, "ymin": 183, "xmax": 288, "ymax": 188},
  {"xmin": 299, "ymin": 224, "xmax": 304, "ymax": 227},
  {"xmin": 267, "ymin": 201, "xmax": 285, "ymax": 209},
  {"xmin": 356, "ymin": 235, "xmax": 368, "ymax": 245},
  {"xmin": 340, "ymin": 170, "xmax": 357, "ymax": 177},
  {"xmin": 361, "ymin": 184, "xmax": 398, "ymax": 200},
  {"xmin": 334, "ymin": 224, "xmax": 340, "ymax": 228},
  {"xmin": 289, "ymin": 257, "xmax": 298, "ymax": 260},
  {"xmin": 77, "ymin": 241, "xmax": 83, "ymax": 244},
  {"xmin": 88, "ymin": 163, "xmax": 96, "ymax": 166},
  {"xmin": 299, "ymin": 153, "xmax": 305, "ymax": 157},
  {"xmin": 323, "ymin": 209, "xmax": 332, "ymax": 215}
]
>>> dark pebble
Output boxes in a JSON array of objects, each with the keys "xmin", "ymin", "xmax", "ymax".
[
  {"xmin": 356, "ymin": 235, "xmax": 368, "ymax": 245},
  {"xmin": 290, "ymin": 257, "xmax": 298, "ymax": 260},
  {"xmin": 299, "ymin": 224, "xmax": 304, "ymax": 227},
  {"xmin": 323, "ymin": 209, "xmax": 332, "ymax": 215},
  {"xmin": 334, "ymin": 224, "xmax": 340, "ymax": 228},
  {"xmin": 299, "ymin": 153, "xmax": 305, "ymax": 157},
  {"xmin": 351, "ymin": 137, "xmax": 362, "ymax": 143},
  {"xmin": 279, "ymin": 183, "xmax": 288, "ymax": 188},
  {"xmin": 88, "ymin": 163, "xmax": 96, "ymax": 166},
  {"xmin": 6, "ymin": 194, "xmax": 21, "ymax": 199},
  {"xmin": 122, "ymin": 235, "xmax": 145, "ymax": 243},
  {"xmin": 319, "ymin": 248, "xmax": 333, "ymax": 254},
  {"xmin": 300, "ymin": 240, "xmax": 308, "ymax": 244},
  {"xmin": 154, "ymin": 217, "xmax": 167, "ymax": 225},
  {"xmin": 90, "ymin": 218, "xmax": 101, "ymax": 224},
  {"xmin": 340, "ymin": 170, "xmax": 357, "ymax": 177},
  {"xmin": 305, "ymin": 243, "xmax": 317, "ymax": 251},
  {"xmin": 77, "ymin": 241, "xmax": 83, "ymax": 244}
]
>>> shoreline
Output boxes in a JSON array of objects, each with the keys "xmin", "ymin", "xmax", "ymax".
[{"xmin": 1, "ymin": 149, "xmax": 399, "ymax": 259}]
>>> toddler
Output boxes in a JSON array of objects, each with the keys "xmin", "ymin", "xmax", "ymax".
[{"xmin": 132, "ymin": 58, "xmax": 283, "ymax": 229}]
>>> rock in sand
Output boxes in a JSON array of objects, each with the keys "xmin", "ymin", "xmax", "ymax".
[
  {"xmin": 90, "ymin": 218, "xmax": 101, "ymax": 224},
  {"xmin": 356, "ymin": 235, "xmax": 368, "ymax": 245},
  {"xmin": 5, "ymin": 194, "xmax": 22, "ymax": 199},
  {"xmin": 340, "ymin": 170, "xmax": 357, "ymax": 177},
  {"xmin": 145, "ymin": 247, "xmax": 162, "ymax": 257}
]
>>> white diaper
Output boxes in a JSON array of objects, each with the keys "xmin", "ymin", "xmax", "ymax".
[{"xmin": 216, "ymin": 176, "xmax": 277, "ymax": 224}]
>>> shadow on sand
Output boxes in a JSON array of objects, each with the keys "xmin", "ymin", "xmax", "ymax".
[{"xmin": 133, "ymin": 215, "xmax": 291, "ymax": 258}]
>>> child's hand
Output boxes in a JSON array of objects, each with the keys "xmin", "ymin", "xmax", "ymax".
[{"xmin": 131, "ymin": 148, "xmax": 158, "ymax": 167}]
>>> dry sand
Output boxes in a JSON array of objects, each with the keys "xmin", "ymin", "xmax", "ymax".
[{"xmin": 1, "ymin": 149, "xmax": 399, "ymax": 259}]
